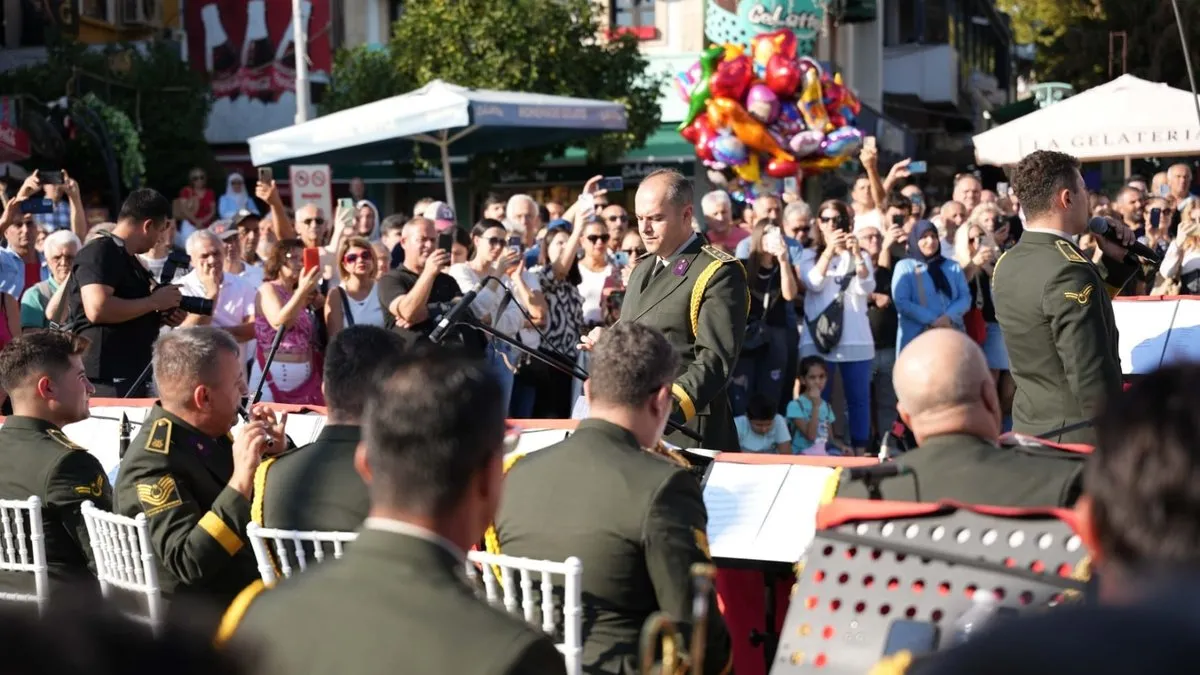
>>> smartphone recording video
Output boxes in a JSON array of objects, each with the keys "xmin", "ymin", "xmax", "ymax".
[
  {"xmin": 302, "ymin": 247, "xmax": 320, "ymax": 274},
  {"xmin": 437, "ymin": 232, "xmax": 454, "ymax": 253}
]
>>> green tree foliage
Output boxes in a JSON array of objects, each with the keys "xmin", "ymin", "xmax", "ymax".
[
  {"xmin": 1001, "ymin": 0, "xmax": 1200, "ymax": 92},
  {"xmin": 321, "ymin": 0, "xmax": 663, "ymax": 184},
  {"xmin": 0, "ymin": 39, "xmax": 217, "ymax": 202}
]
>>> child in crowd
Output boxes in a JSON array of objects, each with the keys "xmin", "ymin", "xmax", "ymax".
[
  {"xmin": 733, "ymin": 394, "xmax": 792, "ymax": 454},
  {"xmin": 787, "ymin": 356, "xmax": 838, "ymax": 455}
]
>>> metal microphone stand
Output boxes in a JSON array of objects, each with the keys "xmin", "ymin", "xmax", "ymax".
[{"xmin": 451, "ymin": 315, "xmax": 704, "ymax": 443}]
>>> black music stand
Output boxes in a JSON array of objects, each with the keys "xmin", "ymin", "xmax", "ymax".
[{"xmin": 768, "ymin": 502, "xmax": 1087, "ymax": 675}]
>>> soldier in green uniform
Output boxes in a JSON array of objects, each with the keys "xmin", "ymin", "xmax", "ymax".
[
  {"xmin": 837, "ymin": 329, "xmax": 1083, "ymax": 506},
  {"xmin": 252, "ymin": 326, "xmax": 406, "ymax": 531},
  {"xmin": 992, "ymin": 150, "xmax": 1138, "ymax": 445},
  {"xmin": 217, "ymin": 349, "xmax": 567, "ymax": 675},
  {"xmin": 496, "ymin": 323, "xmax": 732, "ymax": 674},
  {"xmin": 582, "ymin": 169, "xmax": 748, "ymax": 451},
  {"xmin": 115, "ymin": 327, "xmax": 285, "ymax": 609},
  {"xmin": 0, "ymin": 331, "xmax": 111, "ymax": 597}
]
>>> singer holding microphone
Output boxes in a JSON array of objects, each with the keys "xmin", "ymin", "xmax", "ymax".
[{"xmin": 993, "ymin": 150, "xmax": 1140, "ymax": 445}]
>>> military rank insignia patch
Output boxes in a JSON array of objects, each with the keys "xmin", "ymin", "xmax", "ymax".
[
  {"xmin": 73, "ymin": 475, "xmax": 106, "ymax": 498},
  {"xmin": 47, "ymin": 429, "xmax": 85, "ymax": 451},
  {"xmin": 137, "ymin": 475, "xmax": 183, "ymax": 516},
  {"xmin": 145, "ymin": 418, "xmax": 173, "ymax": 454},
  {"xmin": 1064, "ymin": 284, "xmax": 1095, "ymax": 306},
  {"xmin": 1055, "ymin": 240, "xmax": 1088, "ymax": 264},
  {"xmin": 694, "ymin": 528, "xmax": 711, "ymax": 559}
]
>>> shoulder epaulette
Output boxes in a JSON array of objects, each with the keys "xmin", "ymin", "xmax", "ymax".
[
  {"xmin": 46, "ymin": 429, "xmax": 85, "ymax": 451},
  {"xmin": 1055, "ymin": 240, "xmax": 1089, "ymax": 264},
  {"xmin": 144, "ymin": 418, "xmax": 172, "ymax": 455},
  {"xmin": 701, "ymin": 244, "xmax": 737, "ymax": 264}
]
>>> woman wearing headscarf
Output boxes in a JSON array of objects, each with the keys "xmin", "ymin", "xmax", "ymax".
[
  {"xmin": 353, "ymin": 200, "xmax": 380, "ymax": 241},
  {"xmin": 892, "ymin": 219, "xmax": 971, "ymax": 353},
  {"xmin": 217, "ymin": 172, "xmax": 260, "ymax": 220}
]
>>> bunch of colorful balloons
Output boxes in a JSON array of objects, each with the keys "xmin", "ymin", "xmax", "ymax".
[{"xmin": 675, "ymin": 29, "xmax": 864, "ymax": 201}]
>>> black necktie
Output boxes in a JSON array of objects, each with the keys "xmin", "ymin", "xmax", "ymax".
[{"xmin": 652, "ymin": 259, "xmax": 668, "ymax": 279}]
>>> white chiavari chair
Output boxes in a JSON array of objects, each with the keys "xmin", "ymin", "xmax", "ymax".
[
  {"xmin": 246, "ymin": 522, "xmax": 356, "ymax": 585},
  {"xmin": 0, "ymin": 497, "xmax": 48, "ymax": 615},
  {"xmin": 80, "ymin": 501, "xmax": 163, "ymax": 631}
]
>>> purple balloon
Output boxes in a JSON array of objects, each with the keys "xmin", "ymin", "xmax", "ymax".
[
  {"xmin": 745, "ymin": 83, "xmax": 780, "ymax": 124},
  {"xmin": 789, "ymin": 130, "xmax": 824, "ymax": 156},
  {"xmin": 712, "ymin": 134, "xmax": 749, "ymax": 166},
  {"xmin": 820, "ymin": 126, "xmax": 865, "ymax": 158},
  {"xmin": 673, "ymin": 61, "xmax": 703, "ymax": 102}
]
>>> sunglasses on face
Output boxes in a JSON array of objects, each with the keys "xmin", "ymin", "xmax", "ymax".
[
  {"xmin": 483, "ymin": 236, "xmax": 506, "ymax": 247},
  {"xmin": 819, "ymin": 215, "xmax": 842, "ymax": 223},
  {"xmin": 303, "ymin": 218, "xmax": 326, "ymax": 226},
  {"xmin": 343, "ymin": 251, "xmax": 373, "ymax": 264},
  {"xmin": 586, "ymin": 234, "xmax": 611, "ymax": 244},
  {"xmin": 606, "ymin": 215, "xmax": 628, "ymax": 223},
  {"xmin": 622, "ymin": 247, "xmax": 646, "ymax": 256}
]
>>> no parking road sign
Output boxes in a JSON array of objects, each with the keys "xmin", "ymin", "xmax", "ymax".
[{"xmin": 288, "ymin": 164, "xmax": 333, "ymax": 225}]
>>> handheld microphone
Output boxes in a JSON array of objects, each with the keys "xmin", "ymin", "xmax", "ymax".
[
  {"xmin": 429, "ymin": 276, "xmax": 498, "ymax": 343},
  {"xmin": 845, "ymin": 462, "xmax": 913, "ymax": 482},
  {"xmin": 1088, "ymin": 216, "xmax": 1161, "ymax": 262}
]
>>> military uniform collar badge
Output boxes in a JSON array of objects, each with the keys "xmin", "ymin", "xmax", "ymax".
[{"xmin": 673, "ymin": 258, "xmax": 690, "ymax": 276}]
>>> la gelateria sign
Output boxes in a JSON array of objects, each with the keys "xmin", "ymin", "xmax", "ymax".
[
  {"xmin": 705, "ymin": 0, "xmax": 825, "ymax": 55},
  {"xmin": 1019, "ymin": 127, "xmax": 1200, "ymax": 159}
]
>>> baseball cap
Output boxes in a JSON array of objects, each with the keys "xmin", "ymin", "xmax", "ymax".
[
  {"xmin": 231, "ymin": 208, "xmax": 259, "ymax": 229},
  {"xmin": 546, "ymin": 218, "xmax": 572, "ymax": 233},
  {"xmin": 422, "ymin": 201, "xmax": 455, "ymax": 231}
]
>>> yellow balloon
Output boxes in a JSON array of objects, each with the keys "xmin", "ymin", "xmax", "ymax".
[
  {"xmin": 733, "ymin": 154, "xmax": 761, "ymax": 183},
  {"xmin": 722, "ymin": 43, "xmax": 745, "ymax": 61}
]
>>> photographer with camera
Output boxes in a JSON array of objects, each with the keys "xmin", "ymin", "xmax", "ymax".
[
  {"xmin": 64, "ymin": 188, "xmax": 184, "ymax": 397},
  {"xmin": 175, "ymin": 230, "xmax": 257, "ymax": 368}
]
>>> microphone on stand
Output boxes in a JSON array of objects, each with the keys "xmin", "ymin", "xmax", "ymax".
[
  {"xmin": 429, "ymin": 277, "xmax": 499, "ymax": 344},
  {"xmin": 843, "ymin": 462, "xmax": 919, "ymax": 501},
  {"xmin": 117, "ymin": 413, "xmax": 131, "ymax": 460},
  {"xmin": 1088, "ymin": 216, "xmax": 1161, "ymax": 262},
  {"xmin": 242, "ymin": 323, "xmax": 288, "ymax": 448}
]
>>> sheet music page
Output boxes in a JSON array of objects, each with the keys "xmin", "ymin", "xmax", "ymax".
[
  {"xmin": 704, "ymin": 462, "xmax": 789, "ymax": 560},
  {"xmin": 1162, "ymin": 299, "xmax": 1200, "ymax": 366},
  {"xmin": 754, "ymin": 465, "xmax": 836, "ymax": 563},
  {"xmin": 1114, "ymin": 299, "xmax": 1176, "ymax": 374},
  {"xmin": 63, "ymin": 418, "xmax": 124, "ymax": 478},
  {"xmin": 283, "ymin": 414, "xmax": 326, "ymax": 446},
  {"xmin": 510, "ymin": 429, "xmax": 572, "ymax": 459}
]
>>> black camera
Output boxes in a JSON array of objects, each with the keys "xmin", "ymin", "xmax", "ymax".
[
  {"xmin": 160, "ymin": 249, "xmax": 214, "ymax": 315},
  {"xmin": 179, "ymin": 295, "xmax": 214, "ymax": 316}
]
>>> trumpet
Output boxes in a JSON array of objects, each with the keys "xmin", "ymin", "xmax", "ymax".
[{"xmin": 639, "ymin": 562, "xmax": 718, "ymax": 675}]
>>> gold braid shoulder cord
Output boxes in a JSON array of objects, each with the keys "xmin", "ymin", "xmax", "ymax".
[{"xmin": 481, "ymin": 441, "xmax": 693, "ymax": 584}]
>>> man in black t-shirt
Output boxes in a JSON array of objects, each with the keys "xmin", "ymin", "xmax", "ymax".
[
  {"xmin": 64, "ymin": 189, "xmax": 183, "ymax": 397},
  {"xmin": 376, "ymin": 217, "xmax": 465, "ymax": 347}
]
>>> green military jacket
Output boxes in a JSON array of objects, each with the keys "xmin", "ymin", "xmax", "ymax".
[
  {"xmin": 252, "ymin": 425, "xmax": 367, "ymax": 532},
  {"xmin": 494, "ymin": 419, "xmax": 733, "ymax": 675},
  {"xmin": 0, "ymin": 416, "xmax": 112, "ymax": 595},
  {"xmin": 836, "ymin": 433, "xmax": 1084, "ymax": 507},
  {"xmin": 621, "ymin": 236, "xmax": 749, "ymax": 451},
  {"xmin": 114, "ymin": 404, "xmax": 259, "ymax": 605},
  {"xmin": 992, "ymin": 231, "xmax": 1131, "ymax": 445},
  {"xmin": 220, "ymin": 528, "xmax": 568, "ymax": 675}
]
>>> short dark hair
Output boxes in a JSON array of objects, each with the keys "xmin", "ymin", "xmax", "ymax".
[
  {"xmin": 798, "ymin": 355, "xmax": 827, "ymax": 379},
  {"xmin": 588, "ymin": 323, "xmax": 679, "ymax": 408},
  {"xmin": 1126, "ymin": 173, "xmax": 1149, "ymax": 186},
  {"xmin": 363, "ymin": 348, "xmax": 505, "ymax": 516},
  {"xmin": 1011, "ymin": 150, "xmax": 1081, "ymax": 220},
  {"xmin": 0, "ymin": 330, "xmax": 90, "ymax": 392},
  {"xmin": 886, "ymin": 191, "xmax": 913, "ymax": 212},
  {"xmin": 746, "ymin": 394, "xmax": 776, "ymax": 423},
  {"xmin": 1087, "ymin": 365, "xmax": 1200, "ymax": 573},
  {"xmin": 380, "ymin": 214, "xmax": 407, "ymax": 236},
  {"xmin": 483, "ymin": 193, "xmax": 506, "ymax": 208},
  {"xmin": 644, "ymin": 168, "xmax": 694, "ymax": 209},
  {"xmin": 263, "ymin": 238, "xmax": 304, "ymax": 281},
  {"xmin": 117, "ymin": 188, "xmax": 171, "ymax": 226},
  {"xmin": 323, "ymin": 326, "xmax": 407, "ymax": 421}
]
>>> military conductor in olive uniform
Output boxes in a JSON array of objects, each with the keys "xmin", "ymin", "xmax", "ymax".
[
  {"xmin": 116, "ymin": 328, "xmax": 286, "ymax": 608},
  {"xmin": 218, "ymin": 349, "xmax": 566, "ymax": 675},
  {"xmin": 496, "ymin": 323, "xmax": 732, "ymax": 674},
  {"xmin": 993, "ymin": 151, "xmax": 1138, "ymax": 446},
  {"xmin": 583, "ymin": 169, "xmax": 748, "ymax": 451},
  {"xmin": 0, "ymin": 331, "xmax": 111, "ymax": 596}
]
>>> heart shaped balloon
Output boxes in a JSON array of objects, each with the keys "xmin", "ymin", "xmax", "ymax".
[
  {"xmin": 694, "ymin": 124, "xmax": 720, "ymax": 162},
  {"xmin": 765, "ymin": 158, "xmax": 800, "ymax": 179},
  {"xmin": 709, "ymin": 54, "xmax": 754, "ymax": 102},
  {"xmin": 680, "ymin": 113, "xmax": 712, "ymax": 145},
  {"xmin": 745, "ymin": 84, "xmax": 780, "ymax": 124},
  {"xmin": 764, "ymin": 54, "xmax": 802, "ymax": 98},
  {"xmin": 788, "ymin": 130, "xmax": 825, "ymax": 156},
  {"xmin": 751, "ymin": 29, "xmax": 798, "ymax": 68}
]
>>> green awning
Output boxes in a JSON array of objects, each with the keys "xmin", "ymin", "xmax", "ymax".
[
  {"xmin": 556, "ymin": 123, "xmax": 694, "ymax": 163},
  {"xmin": 986, "ymin": 97, "xmax": 1038, "ymax": 125}
]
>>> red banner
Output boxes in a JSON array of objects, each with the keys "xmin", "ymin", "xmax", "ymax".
[
  {"xmin": 0, "ymin": 123, "xmax": 30, "ymax": 164},
  {"xmin": 184, "ymin": 0, "xmax": 331, "ymax": 103}
]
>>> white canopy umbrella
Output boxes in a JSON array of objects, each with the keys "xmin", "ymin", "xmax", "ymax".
[{"xmin": 974, "ymin": 74, "xmax": 1200, "ymax": 165}]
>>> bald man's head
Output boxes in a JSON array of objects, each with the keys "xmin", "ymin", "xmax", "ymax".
[{"xmin": 894, "ymin": 329, "xmax": 1000, "ymax": 443}]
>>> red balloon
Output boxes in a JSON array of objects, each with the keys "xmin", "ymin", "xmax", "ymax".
[
  {"xmin": 709, "ymin": 55, "xmax": 754, "ymax": 102},
  {"xmin": 764, "ymin": 54, "xmax": 802, "ymax": 98},
  {"xmin": 680, "ymin": 113, "xmax": 713, "ymax": 145},
  {"xmin": 695, "ymin": 124, "xmax": 719, "ymax": 162},
  {"xmin": 766, "ymin": 158, "xmax": 800, "ymax": 179}
]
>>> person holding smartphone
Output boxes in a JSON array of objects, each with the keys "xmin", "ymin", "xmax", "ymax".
[
  {"xmin": 376, "ymin": 217, "xmax": 472, "ymax": 348},
  {"xmin": 251, "ymin": 239, "xmax": 324, "ymax": 404}
]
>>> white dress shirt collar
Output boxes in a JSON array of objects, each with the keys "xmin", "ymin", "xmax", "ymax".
[{"xmin": 658, "ymin": 233, "xmax": 698, "ymax": 267}]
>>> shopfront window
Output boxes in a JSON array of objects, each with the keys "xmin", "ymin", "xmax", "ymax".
[{"xmin": 611, "ymin": 0, "xmax": 655, "ymax": 28}]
